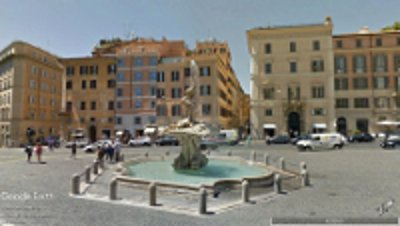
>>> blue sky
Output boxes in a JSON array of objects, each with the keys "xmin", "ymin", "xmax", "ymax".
[{"xmin": 1, "ymin": 0, "xmax": 399, "ymax": 93}]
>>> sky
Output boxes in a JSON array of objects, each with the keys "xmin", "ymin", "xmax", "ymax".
[{"xmin": 1, "ymin": 0, "xmax": 399, "ymax": 93}]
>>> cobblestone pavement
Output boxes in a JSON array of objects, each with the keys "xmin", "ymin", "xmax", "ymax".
[{"xmin": 0, "ymin": 141, "xmax": 399, "ymax": 225}]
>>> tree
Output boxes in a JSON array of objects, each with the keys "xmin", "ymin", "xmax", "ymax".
[{"xmin": 382, "ymin": 21, "xmax": 400, "ymax": 31}]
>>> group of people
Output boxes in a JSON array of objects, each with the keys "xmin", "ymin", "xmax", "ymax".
[
  {"xmin": 95, "ymin": 140, "xmax": 122, "ymax": 163},
  {"xmin": 24, "ymin": 141, "xmax": 43, "ymax": 163}
]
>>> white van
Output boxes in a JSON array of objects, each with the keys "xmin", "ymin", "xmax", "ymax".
[{"xmin": 297, "ymin": 133, "xmax": 346, "ymax": 151}]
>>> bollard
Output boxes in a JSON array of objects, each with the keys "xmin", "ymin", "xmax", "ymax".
[
  {"xmin": 279, "ymin": 157, "xmax": 285, "ymax": 170},
  {"xmin": 149, "ymin": 182, "xmax": 157, "ymax": 206},
  {"xmin": 227, "ymin": 151, "xmax": 232, "ymax": 156},
  {"xmin": 242, "ymin": 180, "xmax": 250, "ymax": 203},
  {"xmin": 300, "ymin": 161, "xmax": 307, "ymax": 171},
  {"xmin": 85, "ymin": 166, "xmax": 91, "ymax": 183},
  {"xmin": 301, "ymin": 169, "xmax": 310, "ymax": 187},
  {"xmin": 71, "ymin": 174, "xmax": 80, "ymax": 195},
  {"xmin": 251, "ymin": 151, "xmax": 256, "ymax": 162},
  {"xmin": 199, "ymin": 186, "xmax": 207, "ymax": 214},
  {"xmin": 93, "ymin": 160, "xmax": 99, "ymax": 175},
  {"xmin": 264, "ymin": 153, "xmax": 269, "ymax": 165},
  {"xmin": 109, "ymin": 178, "xmax": 118, "ymax": 200},
  {"xmin": 274, "ymin": 174, "xmax": 282, "ymax": 194}
]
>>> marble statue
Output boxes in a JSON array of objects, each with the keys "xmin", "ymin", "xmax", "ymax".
[{"xmin": 163, "ymin": 60, "xmax": 209, "ymax": 170}]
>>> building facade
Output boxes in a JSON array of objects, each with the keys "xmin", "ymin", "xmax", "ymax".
[
  {"xmin": 333, "ymin": 29, "xmax": 400, "ymax": 134},
  {"xmin": 0, "ymin": 41, "xmax": 63, "ymax": 146},
  {"xmin": 247, "ymin": 17, "xmax": 335, "ymax": 138},
  {"xmin": 60, "ymin": 56, "xmax": 116, "ymax": 141}
]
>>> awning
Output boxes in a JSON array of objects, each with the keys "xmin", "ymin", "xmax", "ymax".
[
  {"xmin": 115, "ymin": 131, "xmax": 123, "ymax": 136},
  {"xmin": 144, "ymin": 127, "xmax": 156, "ymax": 134},
  {"xmin": 376, "ymin": 120, "xmax": 400, "ymax": 126},
  {"xmin": 313, "ymin": 123, "xmax": 327, "ymax": 129},
  {"xmin": 263, "ymin": 124, "xmax": 276, "ymax": 129}
]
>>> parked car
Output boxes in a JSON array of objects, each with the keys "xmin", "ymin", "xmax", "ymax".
[
  {"xmin": 266, "ymin": 135, "xmax": 291, "ymax": 145},
  {"xmin": 199, "ymin": 136, "xmax": 222, "ymax": 150},
  {"xmin": 83, "ymin": 139, "xmax": 112, "ymax": 153},
  {"xmin": 297, "ymin": 133, "xmax": 345, "ymax": 151},
  {"xmin": 349, "ymin": 133, "xmax": 374, "ymax": 142},
  {"xmin": 380, "ymin": 136, "xmax": 400, "ymax": 149},
  {"xmin": 156, "ymin": 135, "xmax": 179, "ymax": 146},
  {"xmin": 65, "ymin": 139, "xmax": 88, "ymax": 148},
  {"xmin": 128, "ymin": 136, "xmax": 151, "ymax": 147},
  {"xmin": 290, "ymin": 134, "xmax": 312, "ymax": 145}
]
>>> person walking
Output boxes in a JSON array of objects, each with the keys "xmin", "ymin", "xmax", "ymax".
[
  {"xmin": 71, "ymin": 140, "xmax": 77, "ymax": 159},
  {"xmin": 35, "ymin": 141, "xmax": 43, "ymax": 163},
  {"xmin": 113, "ymin": 139, "xmax": 121, "ymax": 162},
  {"xmin": 25, "ymin": 145, "xmax": 33, "ymax": 163}
]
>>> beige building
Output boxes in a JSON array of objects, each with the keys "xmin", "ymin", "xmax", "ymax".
[
  {"xmin": 60, "ymin": 56, "xmax": 116, "ymax": 141},
  {"xmin": 247, "ymin": 17, "xmax": 335, "ymax": 138},
  {"xmin": 0, "ymin": 41, "xmax": 63, "ymax": 146},
  {"xmin": 333, "ymin": 28, "xmax": 400, "ymax": 134}
]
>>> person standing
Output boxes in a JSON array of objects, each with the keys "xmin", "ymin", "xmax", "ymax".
[
  {"xmin": 71, "ymin": 140, "xmax": 77, "ymax": 159},
  {"xmin": 35, "ymin": 141, "xmax": 43, "ymax": 163},
  {"xmin": 113, "ymin": 139, "xmax": 121, "ymax": 162},
  {"xmin": 25, "ymin": 145, "xmax": 33, "ymax": 163}
]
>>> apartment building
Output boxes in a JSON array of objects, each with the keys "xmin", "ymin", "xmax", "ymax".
[
  {"xmin": 60, "ymin": 56, "xmax": 116, "ymax": 141},
  {"xmin": 333, "ymin": 28, "xmax": 400, "ymax": 134},
  {"xmin": 247, "ymin": 17, "xmax": 335, "ymax": 138},
  {"xmin": 0, "ymin": 41, "xmax": 63, "ymax": 146}
]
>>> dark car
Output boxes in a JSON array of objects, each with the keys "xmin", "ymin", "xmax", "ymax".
[
  {"xmin": 266, "ymin": 135, "xmax": 291, "ymax": 145},
  {"xmin": 380, "ymin": 137, "xmax": 400, "ymax": 149},
  {"xmin": 291, "ymin": 134, "xmax": 312, "ymax": 145},
  {"xmin": 156, "ymin": 135, "xmax": 179, "ymax": 146},
  {"xmin": 349, "ymin": 133, "xmax": 374, "ymax": 142}
]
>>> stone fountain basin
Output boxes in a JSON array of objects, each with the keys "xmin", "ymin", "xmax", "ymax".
[{"xmin": 120, "ymin": 156, "xmax": 274, "ymax": 189}]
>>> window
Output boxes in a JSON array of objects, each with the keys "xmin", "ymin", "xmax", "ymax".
[
  {"xmin": 149, "ymin": 56, "xmax": 158, "ymax": 66},
  {"xmin": 117, "ymin": 58, "xmax": 124, "ymax": 67},
  {"xmin": 116, "ymin": 88, "xmax": 123, "ymax": 97},
  {"xmin": 135, "ymin": 87, "xmax": 142, "ymax": 96},
  {"xmin": 353, "ymin": 55, "xmax": 366, "ymax": 73},
  {"xmin": 171, "ymin": 88, "xmax": 182, "ymax": 98},
  {"xmin": 374, "ymin": 54, "xmax": 387, "ymax": 72},
  {"xmin": 172, "ymin": 105, "xmax": 181, "ymax": 116},
  {"xmin": 354, "ymin": 98, "xmax": 369, "ymax": 108},
  {"xmin": 394, "ymin": 55, "xmax": 400, "ymax": 72},
  {"xmin": 32, "ymin": 66, "xmax": 37, "ymax": 75},
  {"xmin": 156, "ymin": 88, "xmax": 165, "ymax": 98},
  {"xmin": 150, "ymin": 100, "xmax": 156, "ymax": 109},
  {"xmin": 200, "ymin": 85, "xmax": 211, "ymax": 96},
  {"xmin": 80, "ymin": 65, "xmax": 88, "ymax": 75},
  {"xmin": 117, "ymin": 72, "xmax": 124, "ymax": 81},
  {"xmin": 107, "ymin": 80, "xmax": 115, "ymax": 88},
  {"xmin": 374, "ymin": 97, "xmax": 390, "ymax": 108},
  {"xmin": 311, "ymin": 60, "xmax": 324, "ymax": 72},
  {"xmin": 312, "ymin": 108, "xmax": 325, "ymax": 116},
  {"xmin": 157, "ymin": 71, "xmax": 165, "ymax": 82},
  {"xmin": 90, "ymin": 80, "xmax": 96, "ymax": 89},
  {"xmin": 200, "ymin": 67, "xmax": 210, "ymax": 76},
  {"xmin": 376, "ymin": 38, "xmax": 382, "ymax": 47},
  {"xmin": 42, "ymin": 70, "xmax": 48, "ymax": 78},
  {"xmin": 134, "ymin": 117, "xmax": 141, "ymax": 125},
  {"xmin": 171, "ymin": 71, "xmax": 180, "ymax": 81},
  {"xmin": 335, "ymin": 56, "xmax": 347, "ymax": 73},
  {"xmin": 263, "ymin": 87, "xmax": 274, "ymax": 99},
  {"xmin": 313, "ymin": 40, "xmax": 320, "ymax": 51},
  {"xmin": 149, "ymin": 71, "xmax": 157, "ymax": 81},
  {"xmin": 148, "ymin": 116, "xmax": 156, "ymax": 124},
  {"xmin": 150, "ymin": 87, "xmax": 157, "ymax": 96},
  {"xmin": 80, "ymin": 101, "xmax": 86, "ymax": 110},
  {"xmin": 289, "ymin": 42, "xmax": 296, "ymax": 52},
  {"xmin": 108, "ymin": 101, "xmax": 114, "ymax": 110},
  {"xmin": 265, "ymin": 108, "xmax": 273, "ymax": 116},
  {"xmin": 353, "ymin": 77, "xmax": 368, "ymax": 89},
  {"xmin": 334, "ymin": 78, "xmax": 348, "ymax": 90},
  {"xmin": 89, "ymin": 65, "xmax": 98, "ymax": 75},
  {"xmin": 91, "ymin": 101, "xmax": 96, "ymax": 110},
  {"xmin": 184, "ymin": 68, "xmax": 191, "ymax": 77},
  {"xmin": 134, "ymin": 57, "xmax": 143, "ymax": 66},
  {"xmin": 66, "ymin": 81, "xmax": 73, "ymax": 90},
  {"xmin": 265, "ymin": 63, "xmax": 272, "ymax": 74},
  {"xmin": 134, "ymin": 72, "xmax": 143, "ymax": 81},
  {"xmin": 373, "ymin": 76, "xmax": 389, "ymax": 89},
  {"xmin": 107, "ymin": 64, "xmax": 116, "ymax": 74},
  {"xmin": 336, "ymin": 40, "xmax": 343, "ymax": 48},
  {"xmin": 116, "ymin": 117, "xmax": 122, "ymax": 125},
  {"xmin": 135, "ymin": 100, "xmax": 142, "ymax": 109},
  {"xmin": 202, "ymin": 104, "xmax": 211, "ymax": 116},
  {"xmin": 28, "ymin": 96, "xmax": 35, "ymax": 104},
  {"xmin": 66, "ymin": 102, "xmax": 72, "ymax": 112},
  {"xmin": 156, "ymin": 105, "xmax": 167, "ymax": 116},
  {"xmin": 81, "ymin": 80, "xmax": 87, "ymax": 89},
  {"xmin": 335, "ymin": 98, "xmax": 348, "ymax": 108},
  {"xmin": 288, "ymin": 86, "xmax": 300, "ymax": 100},
  {"xmin": 290, "ymin": 62, "xmax": 297, "ymax": 73},
  {"xmin": 312, "ymin": 86, "xmax": 324, "ymax": 98},
  {"xmin": 264, "ymin": 43, "xmax": 271, "ymax": 54},
  {"xmin": 116, "ymin": 102, "xmax": 122, "ymax": 109},
  {"xmin": 356, "ymin": 39, "xmax": 362, "ymax": 48},
  {"xmin": 29, "ymin": 80, "xmax": 36, "ymax": 89},
  {"xmin": 66, "ymin": 66, "xmax": 75, "ymax": 76}
]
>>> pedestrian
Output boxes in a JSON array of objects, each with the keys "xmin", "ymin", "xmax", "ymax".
[
  {"xmin": 35, "ymin": 141, "xmax": 43, "ymax": 163},
  {"xmin": 96, "ymin": 145, "xmax": 104, "ymax": 162},
  {"xmin": 113, "ymin": 139, "xmax": 121, "ymax": 162},
  {"xmin": 25, "ymin": 145, "xmax": 33, "ymax": 163},
  {"xmin": 71, "ymin": 140, "xmax": 77, "ymax": 159},
  {"xmin": 107, "ymin": 143, "xmax": 114, "ymax": 163}
]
